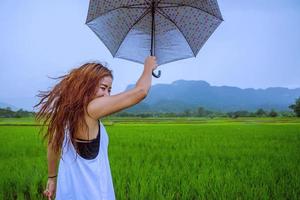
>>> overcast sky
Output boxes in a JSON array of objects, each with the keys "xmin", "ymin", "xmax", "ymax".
[{"xmin": 0, "ymin": 0, "xmax": 300, "ymax": 111}]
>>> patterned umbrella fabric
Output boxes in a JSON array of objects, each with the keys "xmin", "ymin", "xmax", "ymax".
[{"xmin": 86, "ymin": 0, "xmax": 223, "ymax": 77}]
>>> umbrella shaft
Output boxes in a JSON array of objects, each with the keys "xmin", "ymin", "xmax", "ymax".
[{"xmin": 150, "ymin": 1, "xmax": 155, "ymax": 56}]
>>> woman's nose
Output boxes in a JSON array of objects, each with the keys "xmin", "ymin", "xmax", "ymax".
[{"xmin": 104, "ymin": 90, "xmax": 110, "ymax": 96}]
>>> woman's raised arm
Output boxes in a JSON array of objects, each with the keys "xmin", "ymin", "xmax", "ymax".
[{"xmin": 87, "ymin": 56, "xmax": 158, "ymax": 120}]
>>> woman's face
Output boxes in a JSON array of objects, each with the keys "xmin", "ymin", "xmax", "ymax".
[{"xmin": 95, "ymin": 76, "xmax": 113, "ymax": 98}]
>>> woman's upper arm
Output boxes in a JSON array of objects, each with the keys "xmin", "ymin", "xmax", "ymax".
[{"xmin": 87, "ymin": 87, "xmax": 147, "ymax": 119}]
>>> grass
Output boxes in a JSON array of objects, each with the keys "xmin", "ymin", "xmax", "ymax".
[
  {"xmin": 0, "ymin": 117, "xmax": 299, "ymax": 199},
  {"xmin": 1, "ymin": 116, "xmax": 300, "ymax": 125}
]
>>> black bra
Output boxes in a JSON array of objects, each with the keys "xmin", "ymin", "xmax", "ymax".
[{"xmin": 74, "ymin": 122, "xmax": 100, "ymax": 160}]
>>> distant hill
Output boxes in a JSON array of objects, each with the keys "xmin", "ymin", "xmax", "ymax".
[
  {"xmin": 0, "ymin": 102, "xmax": 18, "ymax": 111},
  {"xmin": 124, "ymin": 80, "xmax": 300, "ymax": 113}
]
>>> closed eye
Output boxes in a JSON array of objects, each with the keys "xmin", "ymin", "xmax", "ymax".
[
  {"xmin": 101, "ymin": 87, "xmax": 111, "ymax": 93},
  {"xmin": 100, "ymin": 83, "xmax": 112, "ymax": 92}
]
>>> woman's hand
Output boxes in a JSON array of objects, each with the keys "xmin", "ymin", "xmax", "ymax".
[
  {"xmin": 43, "ymin": 178, "xmax": 56, "ymax": 200},
  {"xmin": 144, "ymin": 56, "xmax": 158, "ymax": 72}
]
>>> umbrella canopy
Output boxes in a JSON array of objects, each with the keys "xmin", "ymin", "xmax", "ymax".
[{"xmin": 86, "ymin": 0, "xmax": 223, "ymax": 78}]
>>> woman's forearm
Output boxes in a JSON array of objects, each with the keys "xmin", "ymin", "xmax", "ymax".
[
  {"xmin": 47, "ymin": 144, "xmax": 60, "ymax": 177},
  {"xmin": 135, "ymin": 56, "xmax": 157, "ymax": 94},
  {"xmin": 136, "ymin": 66, "xmax": 153, "ymax": 94}
]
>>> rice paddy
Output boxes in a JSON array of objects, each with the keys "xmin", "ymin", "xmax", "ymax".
[{"xmin": 0, "ymin": 117, "xmax": 299, "ymax": 199}]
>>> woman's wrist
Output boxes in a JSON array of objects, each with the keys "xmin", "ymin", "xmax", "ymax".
[
  {"xmin": 143, "ymin": 67, "xmax": 152, "ymax": 76},
  {"xmin": 48, "ymin": 174, "xmax": 57, "ymax": 179}
]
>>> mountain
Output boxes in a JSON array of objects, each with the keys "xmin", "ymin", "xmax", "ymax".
[{"xmin": 123, "ymin": 80, "xmax": 300, "ymax": 113}]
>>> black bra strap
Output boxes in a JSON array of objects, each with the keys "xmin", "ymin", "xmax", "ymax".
[{"xmin": 75, "ymin": 121, "xmax": 100, "ymax": 142}]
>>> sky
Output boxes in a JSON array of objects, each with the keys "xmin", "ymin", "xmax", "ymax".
[{"xmin": 0, "ymin": 0, "xmax": 300, "ymax": 111}]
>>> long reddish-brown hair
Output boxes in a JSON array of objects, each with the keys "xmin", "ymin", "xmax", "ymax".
[{"xmin": 35, "ymin": 63, "xmax": 113, "ymax": 154}]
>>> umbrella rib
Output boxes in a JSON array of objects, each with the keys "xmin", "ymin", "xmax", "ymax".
[
  {"xmin": 126, "ymin": 6, "xmax": 149, "ymax": 8},
  {"xmin": 144, "ymin": 0, "xmax": 152, "ymax": 6},
  {"xmin": 156, "ymin": 8, "xmax": 196, "ymax": 56},
  {"xmin": 157, "ymin": 3, "xmax": 223, "ymax": 21},
  {"xmin": 113, "ymin": 9, "xmax": 151, "ymax": 57},
  {"xmin": 127, "ymin": 3, "xmax": 149, "ymax": 6},
  {"xmin": 86, "ymin": 4, "xmax": 149, "ymax": 23}
]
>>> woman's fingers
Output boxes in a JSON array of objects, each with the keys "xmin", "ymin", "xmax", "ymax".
[
  {"xmin": 43, "ymin": 179, "xmax": 56, "ymax": 199},
  {"xmin": 43, "ymin": 190, "xmax": 48, "ymax": 196},
  {"xmin": 43, "ymin": 189, "xmax": 52, "ymax": 199},
  {"xmin": 144, "ymin": 56, "xmax": 158, "ymax": 71}
]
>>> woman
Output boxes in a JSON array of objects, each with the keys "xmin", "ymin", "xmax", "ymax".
[{"xmin": 35, "ymin": 56, "xmax": 158, "ymax": 199}]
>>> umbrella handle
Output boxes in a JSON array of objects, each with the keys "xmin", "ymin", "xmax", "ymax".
[{"xmin": 152, "ymin": 70, "xmax": 161, "ymax": 78}]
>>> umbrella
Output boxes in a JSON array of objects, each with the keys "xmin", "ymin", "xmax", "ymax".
[{"xmin": 86, "ymin": 0, "xmax": 223, "ymax": 78}]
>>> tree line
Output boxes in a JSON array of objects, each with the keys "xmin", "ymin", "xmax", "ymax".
[
  {"xmin": 113, "ymin": 108, "xmax": 295, "ymax": 118},
  {"xmin": 113, "ymin": 97, "xmax": 300, "ymax": 118},
  {"xmin": 1, "ymin": 97, "xmax": 300, "ymax": 118},
  {"xmin": 0, "ymin": 107, "xmax": 35, "ymax": 118}
]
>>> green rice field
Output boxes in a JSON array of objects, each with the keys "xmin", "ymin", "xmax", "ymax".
[{"xmin": 0, "ymin": 117, "xmax": 299, "ymax": 199}]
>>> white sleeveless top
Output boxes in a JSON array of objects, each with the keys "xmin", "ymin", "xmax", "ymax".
[{"xmin": 55, "ymin": 121, "xmax": 115, "ymax": 200}]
